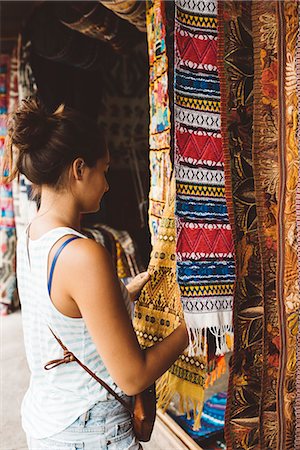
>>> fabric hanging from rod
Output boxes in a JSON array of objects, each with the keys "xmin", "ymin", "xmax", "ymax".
[
  {"xmin": 134, "ymin": 175, "xmax": 226, "ymax": 430},
  {"xmin": 13, "ymin": 36, "xmax": 37, "ymax": 240},
  {"xmin": 217, "ymin": 1, "xmax": 263, "ymax": 448},
  {"xmin": 100, "ymin": 0, "xmax": 146, "ymax": 32},
  {"xmin": 219, "ymin": 1, "xmax": 299, "ymax": 448},
  {"xmin": 146, "ymin": 0, "xmax": 172, "ymax": 244},
  {"xmin": 252, "ymin": 2, "xmax": 298, "ymax": 448},
  {"xmin": 174, "ymin": 0, "xmax": 235, "ymax": 357},
  {"xmin": 0, "ymin": 54, "xmax": 17, "ymax": 315},
  {"xmin": 55, "ymin": 1, "xmax": 142, "ymax": 54},
  {"xmin": 296, "ymin": 2, "xmax": 300, "ymax": 447},
  {"xmin": 99, "ymin": 223, "xmax": 143, "ymax": 276},
  {"xmin": 82, "ymin": 224, "xmax": 142, "ymax": 281},
  {"xmin": 28, "ymin": 3, "xmax": 112, "ymax": 72}
]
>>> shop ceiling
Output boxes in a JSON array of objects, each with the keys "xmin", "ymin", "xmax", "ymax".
[{"xmin": 0, "ymin": 1, "xmax": 146, "ymax": 55}]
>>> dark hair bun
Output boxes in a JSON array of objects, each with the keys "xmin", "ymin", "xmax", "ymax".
[
  {"xmin": 8, "ymin": 98, "xmax": 54, "ymax": 156},
  {"xmin": 5, "ymin": 96, "xmax": 106, "ymax": 186}
]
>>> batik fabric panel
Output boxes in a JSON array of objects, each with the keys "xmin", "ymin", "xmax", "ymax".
[
  {"xmin": 0, "ymin": 55, "xmax": 17, "ymax": 315},
  {"xmin": 251, "ymin": 2, "xmax": 298, "ymax": 448},
  {"xmin": 146, "ymin": 0, "xmax": 172, "ymax": 243},
  {"xmin": 217, "ymin": 2, "xmax": 264, "ymax": 448},
  {"xmin": 282, "ymin": 3, "xmax": 299, "ymax": 449},
  {"xmin": 296, "ymin": 3, "xmax": 300, "ymax": 448},
  {"xmin": 175, "ymin": 0, "xmax": 234, "ymax": 357}
]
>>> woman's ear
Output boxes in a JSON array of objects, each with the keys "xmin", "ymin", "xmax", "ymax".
[{"xmin": 73, "ymin": 158, "xmax": 85, "ymax": 180}]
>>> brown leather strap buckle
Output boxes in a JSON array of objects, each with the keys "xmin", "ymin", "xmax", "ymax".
[{"xmin": 44, "ymin": 350, "xmax": 75, "ymax": 370}]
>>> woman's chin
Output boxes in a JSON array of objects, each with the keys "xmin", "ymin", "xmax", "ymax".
[{"xmin": 83, "ymin": 204, "xmax": 101, "ymax": 214}]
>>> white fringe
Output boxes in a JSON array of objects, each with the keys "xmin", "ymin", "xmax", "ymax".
[{"xmin": 185, "ymin": 322, "xmax": 233, "ymax": 357}]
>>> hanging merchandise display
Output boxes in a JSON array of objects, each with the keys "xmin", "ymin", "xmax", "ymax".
[
  {"xmin": 100, "ymin": 224, "xmax": 143, "ymax": 277},
  {"xmin": 134, "ymin": 175, "xmax": 226, "ymax": 430},
  {"xmin": 0, "ymin": 54, "xmax": 17, "ymax": 315},
  {"xmin": 100, "ymin": 0, "xmax": 146, "ymax": 32},
  {"xmin": 217, "ymin": 1, "xmax": 263, "ymax": 448},
  {"xmin": 296, "ymin": 3, "xmax": 300, "ymax": 448},
  {"xmin": 169, "ymin": 391, "xmax": 226, "ymax": 446},
  {"xmin": 146, "ymin": 0, "xmax": 172, "ymax": 243},
  {"xmin": 83, "ymin": 223, "xmax": 143, "ymax": 281},
  {"xmin": 174, "ymin": 0, "xmax": 235, "ymax": 357},
  {"xmin": 10, "ymin": 42, "xmax": 37, "ymax": 240},
  {"xmin": 55, "ymin": 1, "xmax": 142, "ymax": 54},
  {"xmin": 219, "ymin": 1, "xmax": 300, "ymax": 448},
  {"xmin": 28, "ymin": 3, "xmax": 112, "ymax": 72},
  {"xmin": 251, "ymin": 2, "xmax": 299, "ymax": 448},
  {"xmin": 253, "ymin": 2, "xmax": 298, "ymax": 447},
  {"xmin": 18, "ymin": 35, "xmax": 37, "ymax": 102}
]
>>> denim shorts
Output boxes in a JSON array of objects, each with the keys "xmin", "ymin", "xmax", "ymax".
[{"xmin": 26, "ymin": 397, "xmax": 143, "ymax": 450}]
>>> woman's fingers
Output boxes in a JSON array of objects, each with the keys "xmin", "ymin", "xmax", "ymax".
[{"xmin": 126, "ymin": 271, "xmax": 150, "ymax": 301}]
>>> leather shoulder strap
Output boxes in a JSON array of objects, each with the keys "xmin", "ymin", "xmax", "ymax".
[{"xmin": 45, "ymin": 327, "xmax": 133, "ymax": 415}]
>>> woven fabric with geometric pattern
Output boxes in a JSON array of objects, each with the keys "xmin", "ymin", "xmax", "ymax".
[{"xmin": 174, "ymin": 0, "xmax": 235, "ymax": 356}]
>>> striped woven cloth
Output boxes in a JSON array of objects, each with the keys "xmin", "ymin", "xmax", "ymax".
[{"xmin": 174, "ymin": 0, "xmax": 234, "ymax": 356}]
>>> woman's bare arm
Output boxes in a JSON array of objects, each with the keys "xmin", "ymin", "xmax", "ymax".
[{"xmin": 64, "ymin": 239, "xmax": 188, "ymax": 396}]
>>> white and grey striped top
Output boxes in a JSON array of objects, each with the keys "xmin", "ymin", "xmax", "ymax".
[{"xmin": 17, "ymin": 226, "xmax": 130, "ymax": 439}]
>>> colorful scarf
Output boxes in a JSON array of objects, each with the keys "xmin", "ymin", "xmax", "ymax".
[
  {"xmin": 146, "ymin": 0, "xmax": 172, "ymax": 243},
  {"xmin": 174, "ymin": 0, "xmax": 234, "ymax": 357},
  {"xmin": 134, "ymin": 175, "xmax": 226, "ymax": 429}
]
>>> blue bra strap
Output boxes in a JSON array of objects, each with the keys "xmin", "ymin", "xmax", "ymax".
[{"xmin": 48, "ymin": 236, "xmax": 81, "ymax": 296}]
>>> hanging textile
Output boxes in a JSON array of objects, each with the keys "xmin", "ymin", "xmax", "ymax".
[
  {"xmin": 296, "ymin": 3, "xmax": 300, "ymax": 448},
  {"xmin": 146, "ymin": 0, "xmax": 172, "ymax": 243},
  {"xmin": 55, "ymin": 2, "xmax": 142, "ymax": 54},
  {"xmin": 174, "ymin": 0, "xmax": 234, "ymax": 357},
  {"xmin": 13, "ymin": 37, "xmax": 37, "ymax": 238},
  {"xmin": 252, "ymin": 2, "xmax": 298, "ymax": 448},
  {"xmin": 169, "ymin": 391, "xmax": 227, "ymax": 444},
  {"xmin": 100, "ymin": 1, "xmax": 146, "ymax": 32},
  {"xmin": 217, "ymin": 2, "xmax": 263, "ymax": 448},
  {"xmin": 100, "ymin": 224, "xmax": 143, "ymax": 276},
  {"xmin": 18, "ymin": 36, "xmax": 37, "ymax": 101},
  {"xmin": 83, "ymin": 223, "xmax": 143, "ymax": 280},
  {"xmin": 219, "ymin": 1, "xmax": 299, "ymax": 448},
  {"xmin": 134, "ymin": 175, "xmax": 226, "ymax": 429},
  {"xmin": 0, "ymin": 54, "xmax": 17, "ymax": 315},
  {"xmin": 28, "ymin": 3, "xmax": 112, "ymax": 72}
]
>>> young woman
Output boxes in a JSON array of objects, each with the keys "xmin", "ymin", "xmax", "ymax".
[{"xmin": 4, "ymin": 98, "xmax": 189, "ymax": 450}]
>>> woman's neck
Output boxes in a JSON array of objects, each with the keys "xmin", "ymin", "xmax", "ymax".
[{"xmin": 36, "ymin": 187, "xmax": 81, "ymax": 230}]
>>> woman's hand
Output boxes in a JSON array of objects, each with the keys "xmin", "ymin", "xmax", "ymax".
[{"xmin": 126, "ymin": 271, "xmax": 150, "ymax": 302}]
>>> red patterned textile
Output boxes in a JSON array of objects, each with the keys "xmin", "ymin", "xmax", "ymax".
[{"xmin": 174, "ymin": 0, "xmax": 234, "ymax": 357}]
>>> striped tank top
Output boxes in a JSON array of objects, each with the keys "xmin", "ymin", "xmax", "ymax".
[{"xmin": 17, "ymin": 226, "xmax": 132, "ymax": 439}]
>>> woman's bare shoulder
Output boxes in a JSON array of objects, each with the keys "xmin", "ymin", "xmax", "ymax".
[{"xmin": 63, "ymin": 236, "xmax": 113, "ymax": 277}]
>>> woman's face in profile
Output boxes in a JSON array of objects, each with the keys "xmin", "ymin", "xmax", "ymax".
[{"xmin": 82, "ymin": 151, "xmax": 110, "ymax": 213}]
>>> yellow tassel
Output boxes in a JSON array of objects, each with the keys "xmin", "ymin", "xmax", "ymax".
[
  {"xmin": 205, "ymin": 355, "xmax": 226, "ymax": 388},
  {"xmin": 226, "ymin": 332, "xmax": 234, "ymax": 351},
  {"xmin": 156, "ymin": 370, "xmax": 205, "ymax": 430}
]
